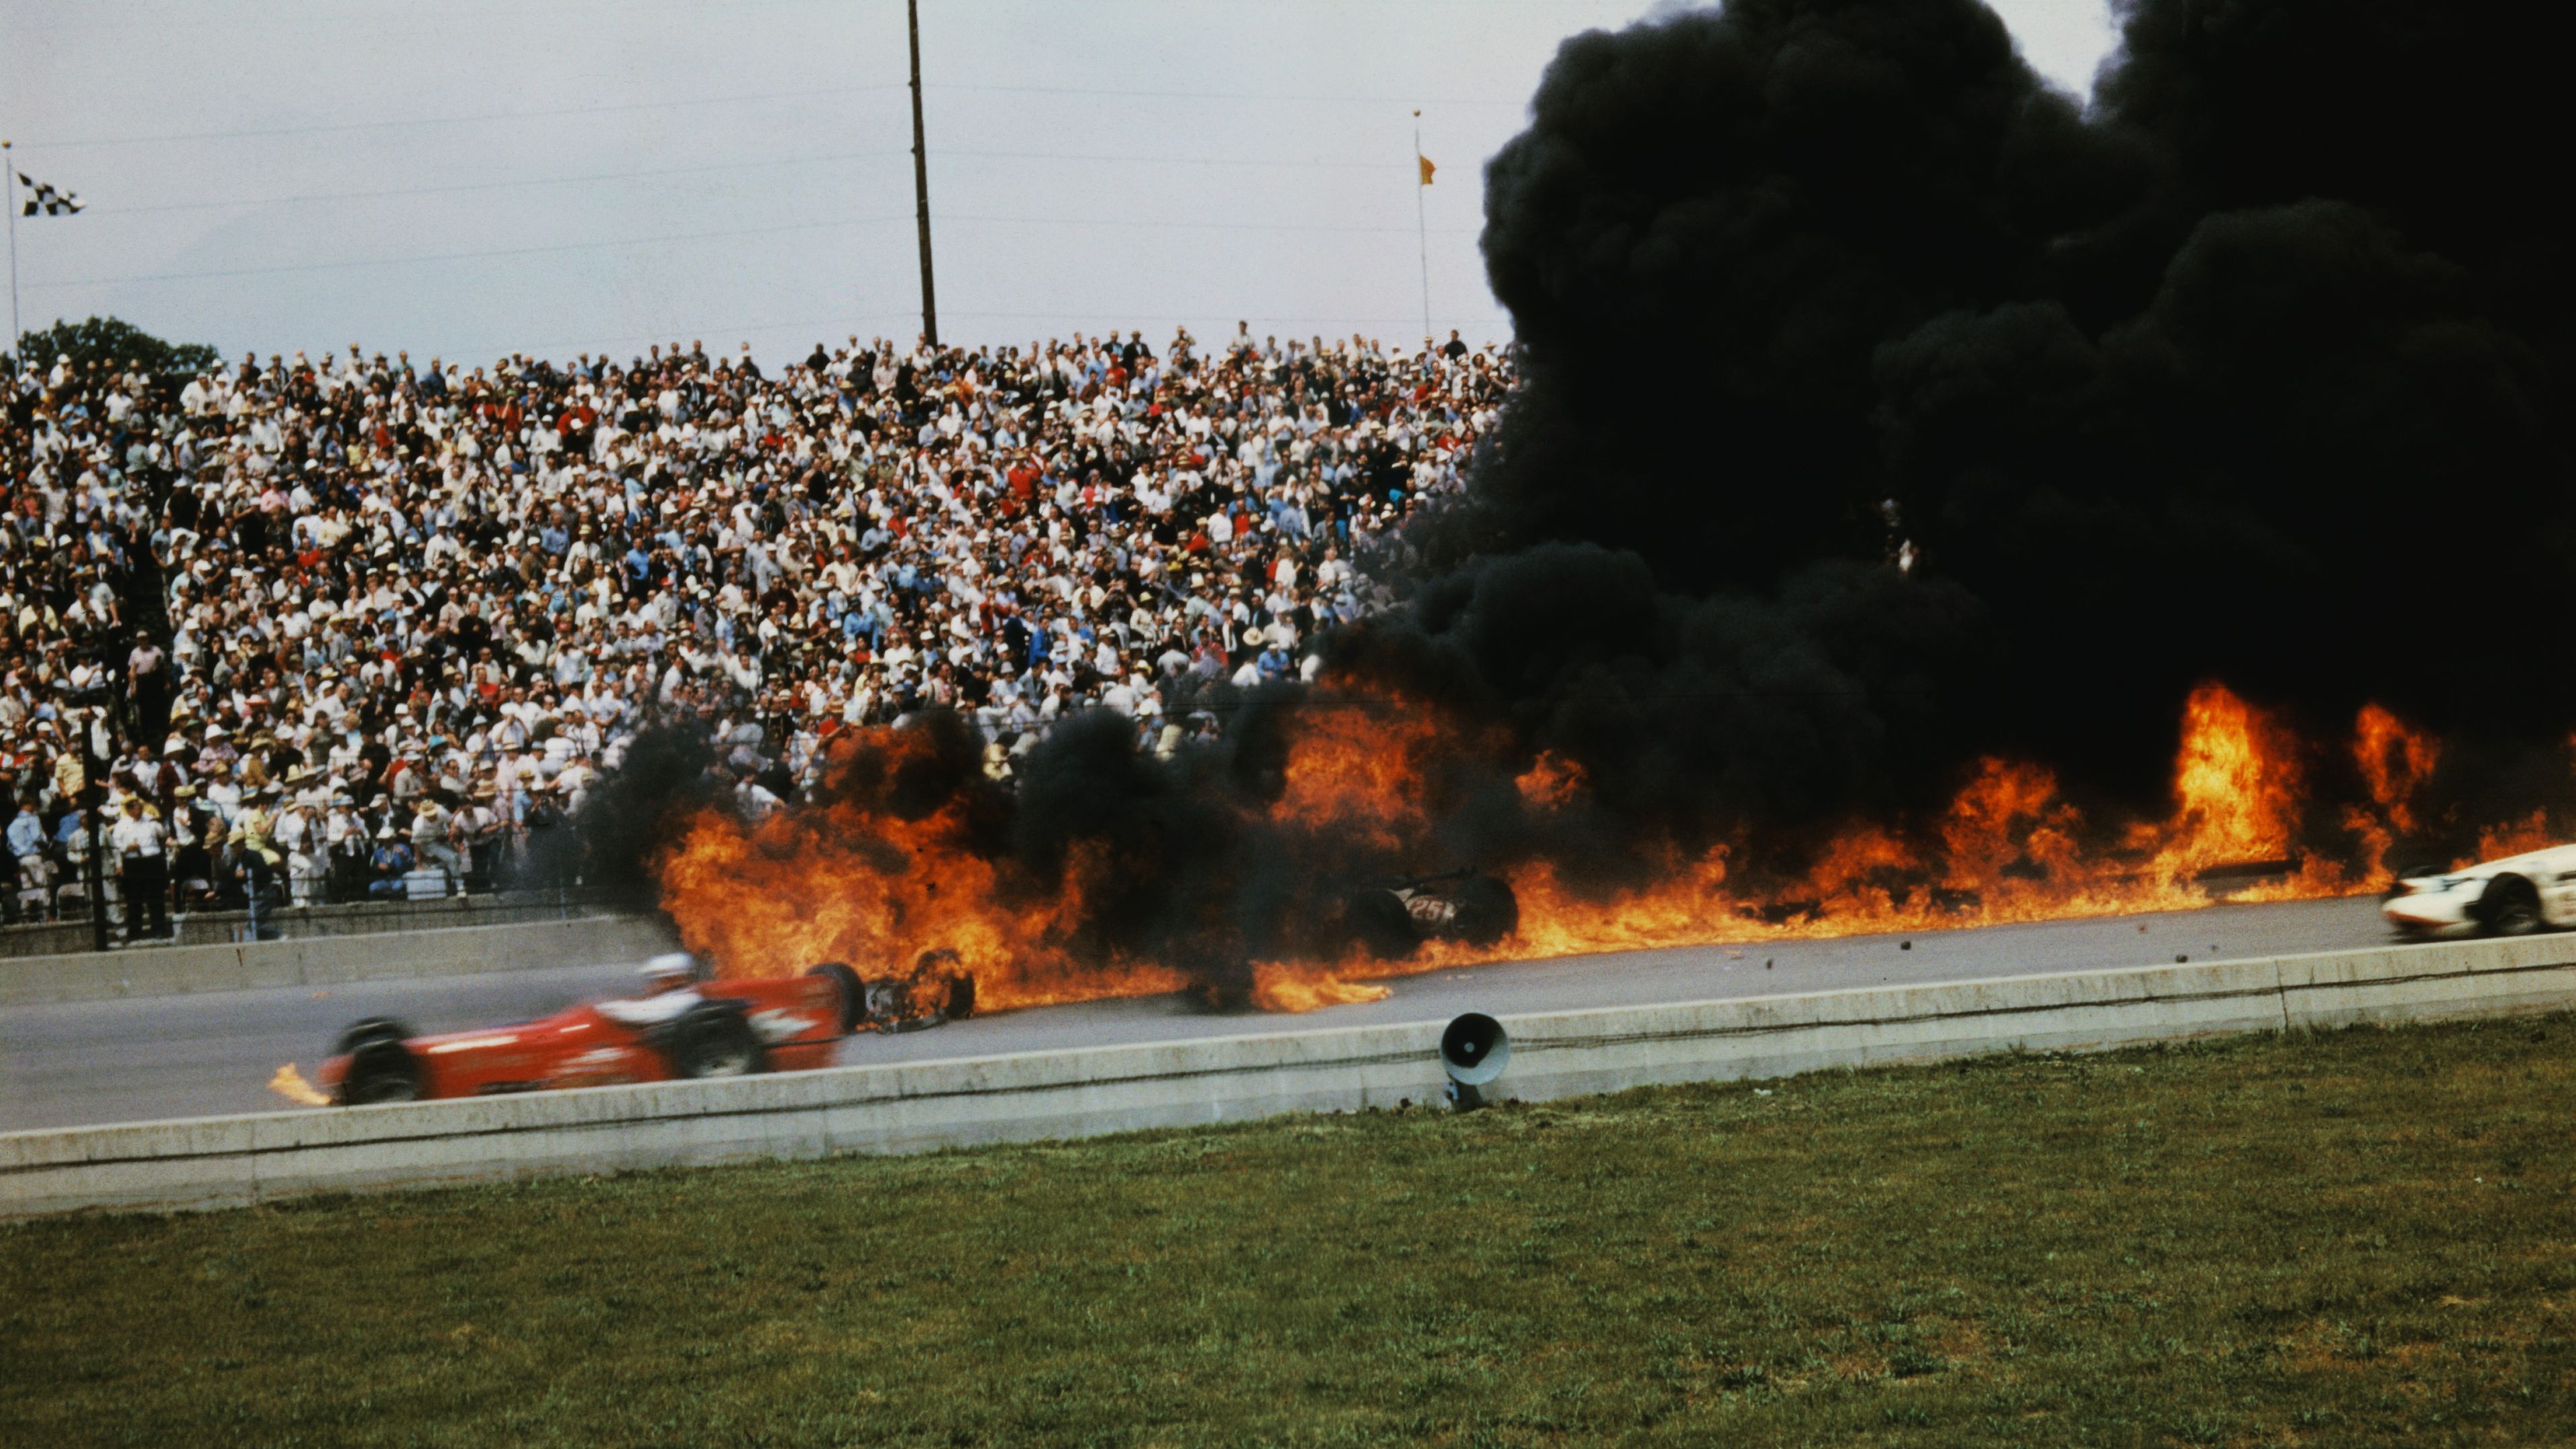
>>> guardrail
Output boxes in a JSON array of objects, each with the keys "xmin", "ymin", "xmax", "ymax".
[
  {"xmin": 5, "ymin": 932, "xmax": 2569, "ymax": 1218},
  {"xmin": 1, "ymin": 888, "xmax": 629, "ymax": 959},
  {"xmin": 0, "ymin": 913, "xmax": 679, "ymax": 1008}
]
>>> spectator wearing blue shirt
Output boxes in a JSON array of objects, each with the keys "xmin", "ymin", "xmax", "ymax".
[
  {"xmin": 368, "ymin": 827, "xmax": 416, "ymax": 899},
  {"xmin": 8, "ymin": 799, "xmax": 45, "ymax": 863},
  {"xmin": 6, "ymin": 799, "xmax": 46, "ymax": 922}
]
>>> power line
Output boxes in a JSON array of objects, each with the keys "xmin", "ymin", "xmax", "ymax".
[
  {"xmin": 23, "ymin": 85, "xmax": 908, "ymax": 150},
  {"xmin": 945, "ymin": 311, "xmax": 1494, "ymax": 325},
  {"xmin": 944, "ymin": 148, "xmax": 1409, "ymax": 172},
  {"xmin": 33, "ymin": 208, "xmax": 1477, "ymax": 288},
  {"xmin": 7, "ymin": 0, "xmax": 865, "ymax": 33},
  {"xmin": 80, "ymin": 148, "xmax": 1446, "ymax": 223},
  {"xmin": 80, "ymin": 152, "xmax": 912, "ymax": 218},
  {"xmin": 942, "ymin": 213, "xmax": 1479, "ymax": 237},
  {"xmin": 502, "ymin": 312, "xmax": 927, "ymax": 355},
  {"xmin": 23, "ymin": 217, "xmax": 915, "ymax": 289},
  {"xmin": 930, "ymin": 83, "xmax": 1527, "ymax": 107},
  {"xmin": 500, "ymin": 311, "xmax": 1508, "ymax": 355},
  {"xmin": 27, "ymin": 79, "xmax": 1522, "ymax": 152},
  {"xmin": 74, "ymin": 144, "xmax": 1442, "ymax": 219}
]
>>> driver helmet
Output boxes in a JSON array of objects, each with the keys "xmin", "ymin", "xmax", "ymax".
[{"xmin": 641, "ymin": 952, "xmax": 700, "ymax": 984}]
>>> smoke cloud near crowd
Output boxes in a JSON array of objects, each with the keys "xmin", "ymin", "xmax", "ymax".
[{"xmin": 610, "ymin": 0, "xmax": 2575, "ymax": 991}]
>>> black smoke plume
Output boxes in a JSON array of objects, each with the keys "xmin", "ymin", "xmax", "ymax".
[{"xmin": 1427, "ymin": 0, "xmax": 2573, "ymax": 836}]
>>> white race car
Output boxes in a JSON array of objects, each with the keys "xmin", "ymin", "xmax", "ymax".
[{"xmin": 2381, "ymin": 844, "xmax": 2576, "ymax": 938}]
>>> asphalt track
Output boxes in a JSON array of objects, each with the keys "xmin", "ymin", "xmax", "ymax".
[{"xmin": 0, "ymin": 895, "xmax": 2398, "ymax": 1133}]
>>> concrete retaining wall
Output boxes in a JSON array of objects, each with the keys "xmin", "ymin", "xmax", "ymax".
[
  {"xmin": 7, "ymin": 932, "xmax": 2571, "ymax": 1218},
  {"xmin": 0, "ymin": 914, "xmax": 679, "ymax": 1008}
]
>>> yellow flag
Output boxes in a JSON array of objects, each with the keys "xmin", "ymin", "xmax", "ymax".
[{"xmin": 1418, "ymin": 154, "xmax": 1436, "ymax": 186}]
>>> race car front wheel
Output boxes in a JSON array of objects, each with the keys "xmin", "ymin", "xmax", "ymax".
[
  {"xmin": 342, "ymin": 1041, "xmax": 423, "ymax": 1105},
  {"xmin": 2479, "ymin": 874, "xmax": 2544, "ymax": 936},
  {"xmin": 671, "ymin": 1006, "xmax": 766, "ymax": 1079},
  {"xmin": 806, "ymin": 963, "xmax": 865, "ymax": 1034}
]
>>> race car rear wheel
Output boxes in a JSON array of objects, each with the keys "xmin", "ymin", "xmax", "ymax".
[
  {"xmin": 342, "ymin": 1041, "xmax": 423, "ymax": 1105},
  {"xmin": 2478, "ymin": 874, "xmax": 2544, "ymax": 936},
  {"xmin": 806, "ymin": 963, "xmax": 865, "ymax": 1034},
  {"xmin": 670, "ymin": 1004, "xmax": 765, "ymax": 1079}
]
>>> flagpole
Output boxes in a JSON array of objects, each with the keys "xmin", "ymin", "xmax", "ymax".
[
  {"xmin": 4, "ymin": 140, "xmax": 19, "ymax": 374},
  {"xmin": 1412, "ymin": 112, "xmax": 1431, "ymax": 347}
]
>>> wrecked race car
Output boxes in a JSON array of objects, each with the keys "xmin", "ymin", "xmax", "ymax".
[
  {"xmin": 1344, "ymin": 870, "xmax": 1520, "ymax": 959},
  {"xmin": 843, "ymin": 949, "xmax": 978, "ymax": 1032}
]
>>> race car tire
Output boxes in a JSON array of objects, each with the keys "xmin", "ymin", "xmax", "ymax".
[
  {"xmin": 1346, "ymin": 888, "xmax": 1422, "ymax": 960},
  {"xmin": 331, "ymin": 1017, "xmax": 416, "ymax": 1057},
  {"xmin": 341, "ymin": 1040, "xmax": 423, "ymax": 1105},
  {"xmin": 669, "ymin": 1004, "xmax": 767, "ymax": 1079},
  {"xmin": 942, "ymin": 972, "xmax": 977, "ymax": 1021},
  {"xmin": 1450, "ymin": 874, "xmax": 1520, "ymax": 947},
  {"xmin": 806, "ymin": 963, "xmax": 865, "ymax": 1034},
  {"xmin": 2477, "ymin": 873, "xmax": 2544, "ymax": 936}
]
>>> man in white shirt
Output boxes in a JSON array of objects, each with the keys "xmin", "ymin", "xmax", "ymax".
[
  {"xmin": 410, "ymin": 798, "xmax": 460, "ymax": 885},
  {"xmin": 275, "ymin": 797, "xmax": 325, "ymax": 906},
  {"xmin": 109, "ymin": 796, "xmax": 170, "ymax": 942}
]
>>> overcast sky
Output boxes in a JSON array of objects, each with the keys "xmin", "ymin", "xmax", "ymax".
[{"xmin": 3, "ymin": 0, "xmax": 2118, "ymax": 368}]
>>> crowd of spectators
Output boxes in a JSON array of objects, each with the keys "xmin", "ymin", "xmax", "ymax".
[{"xmin": 0, "ymin": 321, "xmax": 1511, "ymax": 941}]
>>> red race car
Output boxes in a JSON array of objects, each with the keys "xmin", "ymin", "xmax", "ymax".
[{"xmin": 317, "ymin": 955, "xmax": 977, "ymax": 1105}]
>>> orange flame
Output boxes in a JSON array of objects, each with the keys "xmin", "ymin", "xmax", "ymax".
[
  {"xmin": 2141, "ymin": 682, "xmax": 2300, "ymax": 872},
  {"xmin": 657, "ymin": 727, "xmax": 1189, "ymax": 1010},
  {"xmin": 654, "ymin": 684, "xmax": 2538, "ymax": 1014},
  {"xmin": 268, "ymin": 1063, "xmax": 330, "ymax": 1107},
  {"xmin": 2354, "ymin": 703, "xmax": 2440, "ymax": 835},
  {"xmin": 2470, "ymin": 810, "xmax": 2555, "ymax": 865},
  {"xmin": 1250, "ymin": 964, "xmax": 1393, "ymax": 1012},
  {"xmin": 1514, "ymin": 751, "xmax": 1586, "ymax": 810},
  {"xmin": 1266, "ymin": 703, "xmax": 1448, "ymax": 851}
]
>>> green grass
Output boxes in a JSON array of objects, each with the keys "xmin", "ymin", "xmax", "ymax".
[{"xmin": 9, "ymin": 1020, "xmax": 2576, "ymax": 1448}]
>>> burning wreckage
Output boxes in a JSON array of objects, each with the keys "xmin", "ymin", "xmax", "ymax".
[{"xmin": 1344, "ymin": 871, "xmax": 1521, "ymax": 959}]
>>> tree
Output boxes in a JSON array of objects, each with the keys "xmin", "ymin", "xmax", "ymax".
[{"xmin": 8, "ymin": 315, "xmax": 219, "ymax": 379}]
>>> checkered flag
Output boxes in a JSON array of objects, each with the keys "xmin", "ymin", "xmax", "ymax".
[{"xmin": 18, "ymin": 173, "xmax": 81, "ymax": 216}]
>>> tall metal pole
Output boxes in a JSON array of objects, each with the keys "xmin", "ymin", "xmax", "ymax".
[
  {"xmin": 1413, "ymin": 112, "xmax": 1431, "ymax": 347},
  {"xmin": 5, "ymin": 140, "xmax": 21, "ymax": 372},
  {"xmin": 906, "ymin": 0, "xmax": 938, "ymax": 349}
]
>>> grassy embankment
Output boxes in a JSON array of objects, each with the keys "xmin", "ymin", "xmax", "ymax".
[{"xmin": 7, "ymin": 1018, "xmax": 2576, "ymax": 1446}]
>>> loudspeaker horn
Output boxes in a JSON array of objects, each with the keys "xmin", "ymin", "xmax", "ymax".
[{"xmin": 1440, "ymin": 1012, "xmax": 1509, "ymax": 1086}]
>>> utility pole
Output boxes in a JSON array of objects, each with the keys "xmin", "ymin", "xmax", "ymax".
[{"xmin": 906, "ymin": 0, "xmax": 938, "ymax": 348}]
